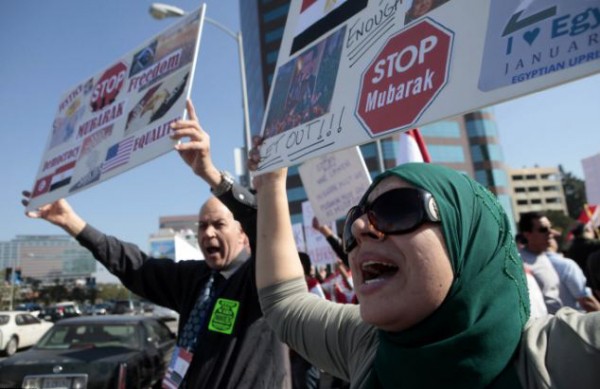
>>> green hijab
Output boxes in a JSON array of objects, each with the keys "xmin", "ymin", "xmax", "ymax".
[{"xmin": 365, "ymin": 163, "xmax": 530, "ymax": 388}]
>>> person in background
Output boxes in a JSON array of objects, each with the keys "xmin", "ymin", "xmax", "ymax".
[
  {"xmin": 312, "ymin": 217, "xmax": 348, "ymax": 266},
  {"xmin": 518, "ymin": 212, "xmax": 564, "ymax": 314},
  {"xmin": 546, "ymin": 234, "xmax": 600, "ymax": 312},
  {"xmin": 22, "ymin": 100, "xmax": 291, "ymax": 389},
  {"xmin": 299, "ymin": 252, "xmax": 325, "ymax": 299},
  {"xmin": 250, "ymin": 158, "xmax": 600, "ymax": 388},
  {"xmin": 566, "ymin": 222, "xmax": 600, "ymax": 283}
]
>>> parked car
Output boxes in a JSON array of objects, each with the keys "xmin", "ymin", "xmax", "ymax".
[
  {"xmin": 38, "ymin": 302, "xmax": 82, "ymax": 322},
  {"xmin": 111, "ymin": 300, "xmax": 143, "ymax": 315},
  {"xmin": 0, "ymin": 315, "xmax": 176, "ymax": 389},
  {"xmin": 15, "ymin": 303, "xmax": 43, "ymax": 313},
  {"xmin": 0, "ymin": 311, "xmax": 54, "ymax": 356}
]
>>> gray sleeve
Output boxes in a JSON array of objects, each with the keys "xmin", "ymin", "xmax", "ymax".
[
  {"xmin": 259, "ymin": 277, "xmax": 377, "ymax": 384},
  {"xmin": 516, "ymin": 307, "xmax": 600, "ymax": 389}
]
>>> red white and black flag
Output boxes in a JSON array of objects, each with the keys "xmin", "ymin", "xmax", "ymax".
[{"xmin": 291, "ymin": 0, "xmax": 367, "ymax": 54}]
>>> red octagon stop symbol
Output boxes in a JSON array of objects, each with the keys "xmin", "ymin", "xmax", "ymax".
[
  {"xmin": 90, "ymin": 61, "xmax": 128, "ymax": 112},
  {"xmin": 356, "ymin": 19, "xmax": 453, "ymax": 137}
]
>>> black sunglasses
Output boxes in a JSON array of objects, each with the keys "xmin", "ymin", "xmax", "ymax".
[
  {"xmin": 342, "ymin": 187, "xmax": 441, "ymax": 253},
  {"xmin": 535, "ymin": 226, "xmax": 551, "ymax": 234}
]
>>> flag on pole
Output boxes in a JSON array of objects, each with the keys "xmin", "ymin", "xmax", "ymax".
[
  {"xmin": 396, "ymin": 128, "xmax": 431, "ymax": 165},
  {"xmin": 578, "ymin": 204, "xmax": 599, "ymax": 228}
]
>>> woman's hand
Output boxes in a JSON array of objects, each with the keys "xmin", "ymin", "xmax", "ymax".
[{"xmin": 248, "ymin": 135, "xmax": 287, "ymax": 191}]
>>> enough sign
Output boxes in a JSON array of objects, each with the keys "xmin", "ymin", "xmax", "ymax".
[{"xmin": 356, "ymin": 18, "xmax": 453, "ymax": 137}]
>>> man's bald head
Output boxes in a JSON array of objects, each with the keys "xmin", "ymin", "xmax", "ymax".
[{"xmin": 197, "ymin": 197, "xmax": 248, "ymax": 270}]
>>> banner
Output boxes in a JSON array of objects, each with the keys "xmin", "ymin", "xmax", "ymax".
[
  {"xmin": 27, "ymin": 6, "xmax": 206, "ymax": 210},
  {"xmin": 256, "ymin": 0, "xmax": 600, "ymax": 173}
]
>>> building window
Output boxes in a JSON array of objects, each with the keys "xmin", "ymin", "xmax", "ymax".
[
  {"xmin": 420, "ymin": 121, "xmax": 461, "ymax": 138},
  {"xmin": 262, "ymin": 4, "xmax": 290, "ymax": 23},
  {"xmin": 528, "ymin": 187, "xmax": 540, "ymax": 192},
  {"xmin": 266, "ymin": 50, "xmax": 278, "ymax": 64},
  {"xmin": 531, "ymin": 199, "xmax": 542, "ymax": 204},
  {"xmin": 265, "ymin": 27, "xmax": 285, "ymax": 43},
  {"xmin": 515, "ymin": 187, "xmax": 526, "ymax": 193},
  {"xmin": 513, "ymin": 175, "xmax": 523, "ymax": 180},
  {"xmin": 517, "ymin": 200, "xmax": 528, "ymax": 205},
  {"xmin": 543, "ymin": 185, "xmax": 558, "ymax": 191},
  {"xmin": 526, "ymin": 174, "xmax": 536, "ymax": 179},
  {"xmin": 471, "ymin": 144, "xmax": 504, "ymax": 163},
  {"xmin": 428, "ymin": 145, "xmax": 465, "ymax": 163},
  {"xmin": 466, "ymin": 119, "xmax": 498, "ymax": 138}
]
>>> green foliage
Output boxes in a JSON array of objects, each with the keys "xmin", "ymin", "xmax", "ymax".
[
  {"xmin": 559, "ymin": 165, "xmax": 587, "ymax": 219},
  {"xmin": 96, "ymin": 283, "xmax": 133, "ymax": 301}
]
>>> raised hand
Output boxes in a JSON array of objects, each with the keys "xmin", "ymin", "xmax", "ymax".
[
  {"xmin": 170, "ymin": 99, "xmax": 220, "ymax": 186},
  {"xmin": 247, "ymin": 135, "xmax": 287, "ymax": 191},
  {"xmin": 21, "ymin": 191, "xmax": 86, "ymax": 236}
]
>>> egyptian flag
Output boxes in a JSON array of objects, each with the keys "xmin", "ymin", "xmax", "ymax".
[
  {"xmin": 291, "ymin": 0, "xmax": 367, "ymax": 54},
  {"xmin": 50, "ymin": 161, "xmax": 76, "ymax": 191},
  {"xmin": 396, "ymin": 128, "xmax": 431, "ymax": 165}
]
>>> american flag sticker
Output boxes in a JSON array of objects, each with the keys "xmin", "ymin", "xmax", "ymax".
[{"xmin": 101, "ymin": 136, "xmax": 135, "ymax": 174}]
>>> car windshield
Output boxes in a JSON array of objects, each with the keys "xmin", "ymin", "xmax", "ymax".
[
  {"xmin": 36, "ymin": 323, "xmax": 140, "ymax": 350},
  {"xmin": 0, "ymin": 315, "xmax": 9, "ymax": 325}
]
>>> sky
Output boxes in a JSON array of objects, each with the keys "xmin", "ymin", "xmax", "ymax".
[{"xmin": 1, "ymin": 1, "xmax": 599, "ymax": 250}]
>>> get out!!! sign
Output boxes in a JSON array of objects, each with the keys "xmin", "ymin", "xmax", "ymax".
[{"xmin": 356, "ymin": 18, "xmax": 453, "ymax": 137}]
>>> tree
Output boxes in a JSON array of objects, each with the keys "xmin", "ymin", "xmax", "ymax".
[{"xmin": 559, "ymin": 165, "xmax": 587, "ymax": 220}]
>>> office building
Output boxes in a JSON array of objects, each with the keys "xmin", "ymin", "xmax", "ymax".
[
  {"xmin": 0, "ymin": 235, "xmax": 96, "ymax": 282},
  {"xmin": 508, "ymin": 166, "xmax": 568, "ymax": 222},
  {"xmin": 238, "ymin": 0, "xmax": 514, "ymax": 229}
]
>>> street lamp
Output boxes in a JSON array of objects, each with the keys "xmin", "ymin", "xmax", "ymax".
[{"xmin": 149, "ymin": 3, "xmax": 252, "ymax": 187}]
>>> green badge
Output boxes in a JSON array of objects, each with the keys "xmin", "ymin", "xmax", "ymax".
[{"xmin": 208, "ymin": 298, "xmax": 240, "ymax": 335}]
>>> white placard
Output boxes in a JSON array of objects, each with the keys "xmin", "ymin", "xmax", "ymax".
[
  {"xmin": 583, "ymin": 153, "xmax": 600, "ymax": 206},
  {"xmin": 298, "ymin": 146, "xmax": 371, "ymax": 224},
  {"xmin": 27, "ymin": 6, "xmax": 206, "ymax": 210},
  {"xmin": 256, "ymin": 0, "xmax": 600, "ymax": 173},
  {"xmin": 292, "ymin": 222, "xmax": 307, "ymax": 252},
  {"xmin": 301, "ymin": 201, "xmax": 338, "ymax": 266}
]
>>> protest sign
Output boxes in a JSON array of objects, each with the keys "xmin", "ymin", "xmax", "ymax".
[
  {"xmin": 583, "ymin": 154, "xmax": 600, "ymax": 205},
  {"xmin": 256, "ymin": 0, "xmax": 600, "ymax": 172},
  {"xmin": 27, "ymin": 6, "xmax": 206, "ymax": 211},
  {"xmin": 302, "ymin": 201, "xmax": 338, "ymax": 266},
  {"xmin": 298, "ymin": 146, "xmax": 371, "ymax": 224}
]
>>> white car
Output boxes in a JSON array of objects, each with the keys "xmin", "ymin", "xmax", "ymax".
[{"xmin": 0, "ymin": 311, "xmax": 53, "ymax": 356}]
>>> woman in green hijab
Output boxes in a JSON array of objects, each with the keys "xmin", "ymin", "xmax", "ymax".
[{"xmin": 253, "ymin": 163, "xmax": 600, "ymax": 388}]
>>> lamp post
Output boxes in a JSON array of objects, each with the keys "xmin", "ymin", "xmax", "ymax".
[{"xmin": 149, "ymin": 3, "xmax": 252, "ymax": 187}]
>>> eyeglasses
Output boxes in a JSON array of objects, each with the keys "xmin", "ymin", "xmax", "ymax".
[
  {"xmin": 535, "ymin": 226, "xmax": 551, "ymax": 234},
  {"xmin": 342, "ymin": 187, "xmax": 441, "ymax": 253}
]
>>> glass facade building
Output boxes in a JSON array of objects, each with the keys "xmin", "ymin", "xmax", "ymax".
[{"xmin": 0, "ymin": 235, "xmax": 96, "ymax": 282}]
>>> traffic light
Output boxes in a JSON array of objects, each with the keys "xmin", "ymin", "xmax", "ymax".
[{"xmin": 4, "ymin": 267, "xmax": 12, "ymax": 283}]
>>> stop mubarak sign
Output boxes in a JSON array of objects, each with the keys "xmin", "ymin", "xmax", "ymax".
[{"xmin": 356, "ymin": 18, "xmax": 453, "ymax": 137}]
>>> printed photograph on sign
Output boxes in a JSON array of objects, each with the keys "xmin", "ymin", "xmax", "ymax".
[
  {"xmin": 125, "ymin": 71, "xmax": 190, "ymax": 136},
  {"xmin": 49, "ymin": 79, "xmax": 94, "ymax": 150},
  {"xmin": 291, "ymin": 0, "xmax": 367, "ymax": 54},
  {"xmin": 26, "ymin": 6, "xmax": 205, "ymax": 211},
  {"xmin": 404, "ymin": 0, "xmax": 452, "ymax": 24},
  {"xmin": 264, "ymin": 26, "xmax": 344, "ymax": 139}
]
